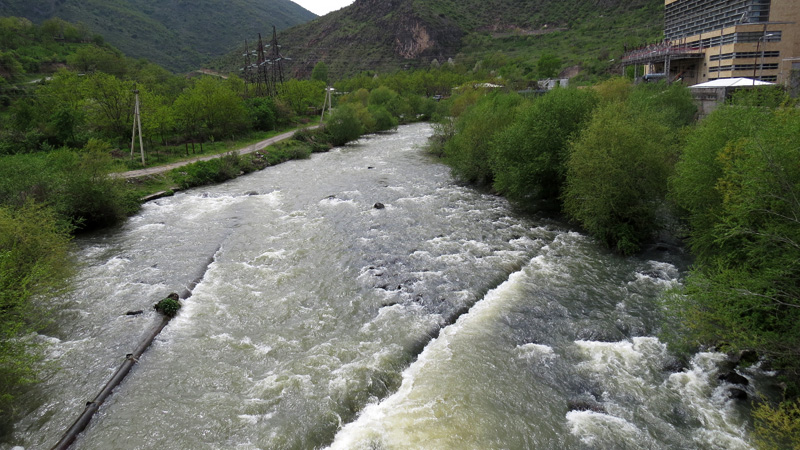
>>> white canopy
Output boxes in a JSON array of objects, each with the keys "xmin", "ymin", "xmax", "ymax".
[{"xmin": 691, "ymin": 77, "xmax": 776, "ymax": 88}]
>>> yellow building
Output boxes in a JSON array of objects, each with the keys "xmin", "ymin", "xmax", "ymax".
[{"xmin": 623, "ymin": 0, "xmax": 800, "ymax": 86}]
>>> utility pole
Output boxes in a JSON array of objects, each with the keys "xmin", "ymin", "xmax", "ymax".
[
  {"xmin": 320, "ymin": 86, "xmax": 333, "ymax": 125},
  {"xmin": 130, "ymin": 87, "xmax": 145, "ymax": 166}
]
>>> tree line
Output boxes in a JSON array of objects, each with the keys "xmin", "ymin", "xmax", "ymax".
[
  {"xmin": 430, "ymin": 79, "xmax": 799, "ymax": 448},
  {"xmin": 0, "ymin": 20, "xmax": 471, "ymax": 424}
]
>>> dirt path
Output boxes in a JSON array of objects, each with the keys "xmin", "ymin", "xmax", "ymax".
[{"xmin": 114, "ymin": 126, "xmax": 318, "ymax": 179}]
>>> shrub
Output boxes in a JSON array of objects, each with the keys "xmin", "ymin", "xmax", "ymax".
[
  {"xmin": 246, "ymin": 97, "xmax": 277, "ymax": 131},
  {"xmin": 668, "ymin": 107, "xmax": 800, "ymax": 381},
  {"xmin": 155, "ymin": 295, "xmax": 181, "ymax": 317},
  {"xmin": 368, "ymin": 105, "xmax": 398, "ymax": 132},
  {"xmin": 171, "ymin": 152, "xmax": 243, "ymax": 189},
  {"xmin": 444, "ymin": 92, "xmax": 522, "ymax": 186},
  {"xmin": 563, "ymin": 102, "xmax": 676, "ymax": 255},
  {"xmin": 491, "ymin": 88, "xmax": 598, "ymax": 204},
  {"xmin": 753, "ymin": 399, "xmax": 800, "ymax": 450},
  {"xmin": 0, "ymin": 146, "xmax": 139, "ymax": 231},
  {"xmin": 325, "ymin": 104, "xmax": 364, "ymax": 146},
  {"xmin": 0, "ymin": 202, "xmax": 73, "ymax": 419}
]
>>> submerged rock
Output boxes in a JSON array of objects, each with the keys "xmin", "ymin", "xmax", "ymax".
[
  {"xmin": 567, "ymin": 399, "xmax": 606, "ymax": 414},
  {"xmin": 728, "ymin": 388, "xmax": 748, "ymax": 400},
  {"xmin": 719, "ymin": 371, "xmax": 749, "ymax": 386}
]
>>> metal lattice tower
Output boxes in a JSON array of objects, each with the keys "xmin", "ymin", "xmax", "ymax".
[{"xmin": 241, "ymin": 26, "xmax": 289, "ymax": 98}]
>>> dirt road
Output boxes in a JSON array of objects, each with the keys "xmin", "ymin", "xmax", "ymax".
[{"xmin": 115, "ymin": 126, "xmax": 317, "ymax": 179}]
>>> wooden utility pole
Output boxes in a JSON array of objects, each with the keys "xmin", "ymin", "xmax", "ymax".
[
  {"xmin": 130, "ymin": 87, "xmax": 145, "ymax": 166},
  {"xmin": 320, "ymin": 86, "xmax": 333, "ymax": 125}
]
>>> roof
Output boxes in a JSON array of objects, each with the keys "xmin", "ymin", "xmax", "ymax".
[{"xmin": 691, "ymin": 77, "xmax": 776, "ymax": 88}]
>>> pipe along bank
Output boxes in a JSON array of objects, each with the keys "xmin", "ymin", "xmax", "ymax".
[{"xmin": 51, "ymin": 247, "xmax": 220, "ymax": 450}]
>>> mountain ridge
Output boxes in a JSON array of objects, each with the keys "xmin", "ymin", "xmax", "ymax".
[
  {"xmin": 223, "ymin": 0, "xmax": 664, "ymax": 81},
  {"xmin": 0, "ymin": 0, "xmax": 317, "ymax": 72}
]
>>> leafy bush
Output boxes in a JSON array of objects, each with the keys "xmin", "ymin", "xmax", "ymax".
[
  {"xmin": 368, "ymin": 105, "xmax": 398, "ymax": 132},
  {"xmin": 325, "ymin": 104, "xmax": 364, "ymax": 146},
  {"xmin": 444, "ymin": 92, "xmax": 522, "ymax": 186},
  {"xmin": 0, "ymin": 145, "xmax": 139, "ymax": 231},
  {"xmin": 246, "ymin": 97, "xmax": 277, "ymax": 131},
  {"xmin": 171, "ymin": 152, "xmax": 244, "ymax": 189},
  {"xmin": 155, "ymin": 295, "xmax": 181, "ymax": 317},
  {"xmin": 0, "ymin": 203, "xmax": 73, "ymax": 419},
  {"xmin": 669, "ymin": 106, "xmax": 769, "ymax": 261},
  {"xmin": 293, "ymin": 127, "xmax": 333, "ymax": 153},
  {"xmin": 264, "ymin": 141, "xmax": 312, "ymax": 165},
  {"xmin": 491, "ymin": 88, "xmax": 598, "ymax": 204},
  {"xmin": 753, "ymin": 399, "xmax": 800, "ymax": 450},
  {"xmin": 563, "ymin": 101, "xmax": 676, "ymax": 255},
  {"xmin": 668, "ymin": 106, "xmax": 800, "ymax": 382},
  {"xmin": 628, "ymin": 82, "xmax": 697, "ymax": 129}
]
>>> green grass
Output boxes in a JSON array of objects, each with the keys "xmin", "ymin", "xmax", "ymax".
[{"xmin": 119, "ymin": 128, "xmax": 288, "ymax": 171}]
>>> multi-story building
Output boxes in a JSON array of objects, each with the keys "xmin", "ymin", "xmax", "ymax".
[{"xmin": 623, "ymin": 0, "xmax": 800, "ymax": 86}]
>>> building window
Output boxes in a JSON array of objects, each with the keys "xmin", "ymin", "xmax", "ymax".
[
  {"xmin": 665, "ymin": 0, "xmax": 772, "ymax": 40},
  {"xmin": 708, "ymin": 63, "xmax": 779, "ymax": 72},
  {"xmin": 710, "ymin": 51, "xmax": 780, "ymax": 62}
]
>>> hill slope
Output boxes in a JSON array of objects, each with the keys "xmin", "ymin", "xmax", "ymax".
[
  {"xmin": 218, "ymin": 0, "xmax": 663, "ymax": 80},
  {"xmin": 0, "ymin": 0, "xmax": 317, "ymax": 72}
]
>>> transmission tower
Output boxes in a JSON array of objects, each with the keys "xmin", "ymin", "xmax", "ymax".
[
  {"xmin": 267, "ymin": 25, "xmax": 288, "ymax": 97},
  {"xmin": 242, "ymin": 39, "xmax": 253, "ymax": 97},
  {"xmin": 241, "ymin": 26, "xmax": 289, "ymax": 98}
]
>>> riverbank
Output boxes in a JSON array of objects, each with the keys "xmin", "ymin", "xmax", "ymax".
[{"xmin": 113, "ymin": 126, "xmax": 319, "ymax": 180}]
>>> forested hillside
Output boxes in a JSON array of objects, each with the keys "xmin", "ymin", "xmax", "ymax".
[
  {"xmin": 213, "ymin": 0, "xmax": 663, "ymax": 82},
  {"xmin": 0, "ymin": 0, "xmax": 316, "ymax": 72}
]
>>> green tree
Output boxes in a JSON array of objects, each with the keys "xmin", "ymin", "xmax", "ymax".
[
  {"xmin": 325, "ymin": 103, "xmax": 363, "ymax": 146},
  {"xmin": 669, "ymin": 106, "xmax": 800, "ymax": 374},
  {"xmin": 537, "ymin": 53, "xmax": 562, "ymax": 79},
  {"xmin": 311, "ymin": 61, "xmax": 329, "ymax": 84},
  {"xmin": 0, "ymin": 51, "xmax": 23, "ymax": 83},
  {"xmin": 246, "ymin": 97, "xmax": 277, "ymax": 132},
  {"xmin": 82, "ymin": 73, "xmax": 136, "ymax": 143},
  {"xmin": 444, "ymin": 92, "xmax": 522, "ymax": 186},
  {"xmin": 491, "ymin": 88, "xmax": 598, "ymax": 205},
  {"xmin": 174, "ymin": 77, "xmax": 249, "ymax": 140},
  {"xmin": 278, "ymin": 79, "xmax": 325, "ymax": 116},
  {"xmin": 66, "ymin": 45, "xmax": 128, "ymax": 78},
  {"xmin": 368, "ymin": 86, "xmax": 399, "ymax": 107},
  {"xmin": 563, "ymin": 101, "xmax": 676, "ymax": 254},
  {"xmin": 669, "ymin": 106, "xmax": 766, "ymax": 260}
]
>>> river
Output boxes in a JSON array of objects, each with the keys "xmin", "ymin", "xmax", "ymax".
[{"xmin": 5, "ymin": 123, "xmax": 755, "ymax": 449}]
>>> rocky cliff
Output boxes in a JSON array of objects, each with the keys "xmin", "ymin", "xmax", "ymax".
[{"xmin": 264, "ymin": 0, "xmax": 662, "ymax": 79}]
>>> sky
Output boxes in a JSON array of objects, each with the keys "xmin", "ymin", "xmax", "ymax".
[{"xmin": 292, "ymin": 0, "xmax": 356, "ymax": 16}]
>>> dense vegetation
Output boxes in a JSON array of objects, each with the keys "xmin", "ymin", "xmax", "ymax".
[
  {"xmin": 430, "ymin": 81, "xmax": 800, "ymax": 448},
  {"xmin": 0, "ymin": 17, "xmax": 464, "ymax": 423},
  {"xmin": 0, "ymin": 0, "xmax": 315, "ymax": 72},
  {"xmin": 3, "ymin": 5, "xmax": 799, "ymax": 446}
]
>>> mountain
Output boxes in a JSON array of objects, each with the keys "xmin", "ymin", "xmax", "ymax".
[
  {"xmin": 0, "ymin": 0, "xmax": 317, "ymax": 72},
  {"xmin": 215, "ymin": 0, "xmax": 663, "ymax": 80}
]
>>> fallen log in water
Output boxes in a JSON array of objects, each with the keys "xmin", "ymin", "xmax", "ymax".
[{"xmin": 51, "ymin": 245, "xmax": 220, "ymax": 450}]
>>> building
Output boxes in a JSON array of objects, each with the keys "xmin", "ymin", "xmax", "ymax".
[{"xmin": 622, "ymin": 0, "xmax": 800, "ymax": 86}]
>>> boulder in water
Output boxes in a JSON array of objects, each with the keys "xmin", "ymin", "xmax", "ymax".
[
  {"xmin": 374, "ymin": 202, "xmax": 385, "ymax": 210},
  {"xmin": 719, "ymin": 371, "xmax": 749, "ymax": 386},
  {"xmin": 567, "ymin": 399, "xmax": 606, "ymax": 414},
  {"xmin": 728, "ymin": 388, "xmax": 748, "ymax": 400}
]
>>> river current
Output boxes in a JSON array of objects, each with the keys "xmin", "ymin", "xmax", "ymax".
[{"xmin": 5, "ymin": 123, "xmax": 755, "ymax": 449}]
